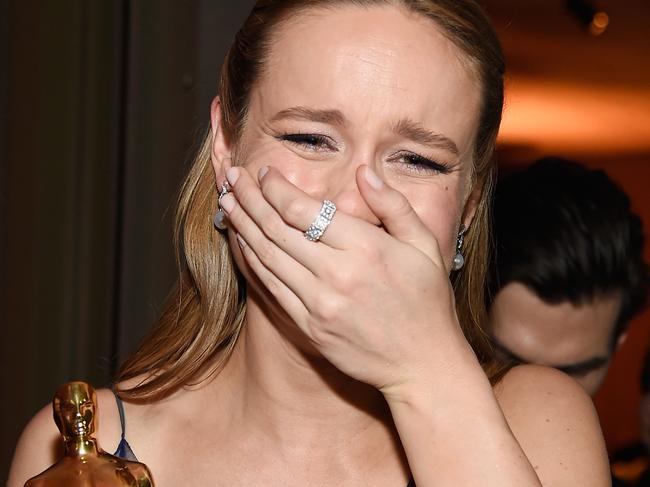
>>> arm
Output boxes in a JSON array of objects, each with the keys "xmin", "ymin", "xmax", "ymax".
[
  {"xmin": 222, "ymin": 165, "xmax": 609, "ymax": 485},
  {"xmin": 7, "ymin": 404, "xmax": 61, "ymax": 487},
  {"xmin": 7, "ymin": 388, "xmax": 123, "ymax": 487},
  {"xmin": 386, "ymin": 362, "xmax": 610, "ymax": 486}
]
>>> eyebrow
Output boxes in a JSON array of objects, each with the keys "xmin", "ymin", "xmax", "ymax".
[
  {"xmin": 270, "ymin": 106, "xmax": 460, "ymax": 155},
  {"xmin": 393, "ymin": 118, "xmax": 459, "ymax": 155},
  {"xmin": 270, "ymin": 106, "xmax": 346, "ymax": 126},
  {"xmin": 490, "ymin": 338, "xmax": 609, "ymax": 377}
]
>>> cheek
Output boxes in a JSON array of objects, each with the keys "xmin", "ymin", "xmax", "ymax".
[
  {"xmin": 408, "ymin": 183, "xmax": 465, "ymax": 262},
  {"xmin": 235, "ymin": 132, "xmax": 277, "ymax": 177},
  {"xmin": 236, "ymin": 131, "xmax": 326, "ymax": 194}
]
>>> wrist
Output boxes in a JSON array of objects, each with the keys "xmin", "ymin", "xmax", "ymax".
[{"xmin": 380, "ymin": 334, "xmax": 487, "ymax": 407}]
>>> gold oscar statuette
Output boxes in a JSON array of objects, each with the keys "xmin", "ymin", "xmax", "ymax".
[{"xmin": 24, "ymin": 381, "xmax": 154, "ymax": 487}]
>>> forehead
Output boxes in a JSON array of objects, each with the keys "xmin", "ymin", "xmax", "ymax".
[
  {"xmin": 490, "ymin": 283, "xmax": 621, "ymax": 364},
  {"xmin": 252, "ymin": 5, "xmax": 481, "ymax": 153}
]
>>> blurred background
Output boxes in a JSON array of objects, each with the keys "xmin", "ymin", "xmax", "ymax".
[{"xmin": 1, "ymin": 0, "xmax": 649, "ymax": 482}]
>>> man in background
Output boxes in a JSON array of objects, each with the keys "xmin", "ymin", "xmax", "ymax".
[{"xmin": 488, "ymin": 157, "xmax": 648, "ymax": 395}]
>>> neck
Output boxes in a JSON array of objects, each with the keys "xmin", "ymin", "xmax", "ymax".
[
  {"xmin": 205, "ymin": 293, "xmax": 400, "ymax": 457},
  {"xmin": 64, "ymin": 436, "xmax": 99, "ymax": 457}
]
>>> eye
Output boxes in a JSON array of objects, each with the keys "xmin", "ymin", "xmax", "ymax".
[
  {"xmin": 389, "ymin": 151, "xmax": 451, "ymax": 175},
  {"xmin": 277, "ymin": 133, "xmax": 336, "ymax": 152},
  {"xmin": 560, "ymin": 366, "xmax": 594, "ymax": 378}
]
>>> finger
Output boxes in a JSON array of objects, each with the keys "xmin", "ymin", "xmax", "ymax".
[
  {"xmin": 225, "ymin": 166, "xmax": 335, "ymax": 270},
  {"xmin": 256, "ymin": 166, "xmax": 379, "ymax": 251},
  {"xmin": 220, "ymin": 190, "xmax": 321, "ymax": 304},
  {"xmin": 234, "ymin": 233, "xmax": 310, "ymax": 333},
  {"xmin": 355, "ymin": 165, "xmax": 443, "ymax": 266}
]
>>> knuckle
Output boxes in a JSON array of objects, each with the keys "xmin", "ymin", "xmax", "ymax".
[
  {"xmin": 259, "ymin": 174, "xmax": 278, "ymax": 198},
  {"xmin": 284, "ymin": 198, "xmax": 308, "ymax": 224},
  {"xmin": 312, "ymin": 293, "xmax": 343, "ymax": 322},
  {"xmin": 237, "ymin": 186, "xmax": 255, "ymax": 208},
  {"xmin": 264, "ymin": 274, "xmax": 282, "ymax": 297},
  {"xmin": 255, "ymin": 239, "xmax": 277, "ymax": 264},
  {"xmin": 361, "ymin": 242, "xmax": 382, "ymax": 263},
  {"xmin": 330, "ymin": 267, "xmax": 356, "ymax": 292},
  {"xmin": 392, "ymin": 191, "xmax": 414, "ymax": 217},
  {"xmin": 224, "ymin": 203, "xmax": 240, "ymax": 225},
  {"xmin": 308, "ymin": 322, "xmax": 331, "ymax": 347},
  {"xmin": 259, "ymin": 213, "xmax": 284, "ymax": 240}
]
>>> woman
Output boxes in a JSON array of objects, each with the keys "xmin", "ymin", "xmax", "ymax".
[{"xmin": 9, "ymin": 1, "xmax": 610, "ymax": 485}]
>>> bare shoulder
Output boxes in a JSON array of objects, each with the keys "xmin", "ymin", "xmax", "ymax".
[
  {"xmin": 7, "ymin": 388, "xmax": 123, "ymax": 487},
  {"xmin": 494, "ymin": 364, "xmax": 611, "ymax": 486}
]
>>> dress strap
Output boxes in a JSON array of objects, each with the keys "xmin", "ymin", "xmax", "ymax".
[
  {"xmin": 110, "ymin": 387, "xmax": 139, "ymax": 461},
  {"xmin": 111, "ymin": 387, "xmax": 127, "ymax": 440}
]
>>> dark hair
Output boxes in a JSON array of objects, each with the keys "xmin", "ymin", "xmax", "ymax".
[{"xmin": 489, "ymin": 157, "xmax": 649, "ymax": 344}]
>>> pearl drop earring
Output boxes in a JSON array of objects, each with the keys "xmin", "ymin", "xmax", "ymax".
[
  {"xmin": 452, "ymin": 225, "xmax": 467, "ymax": 271},
  {"xmin": 213, "ymin": 181, "xmax": 231, "ymax": 230}
]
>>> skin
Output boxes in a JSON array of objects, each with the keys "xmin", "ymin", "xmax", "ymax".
[
  {"xmin": 9, "ymin": 5, "xmax": 610, "ymax": 486},
  {"xmin": 489, "ymin": 282, "xmax": 624, "ymax": 395}
]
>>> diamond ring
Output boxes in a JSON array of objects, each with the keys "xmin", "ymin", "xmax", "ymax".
[{"xmin": 304, "ymin": 200, "xmax": 337, "ymax": 242}]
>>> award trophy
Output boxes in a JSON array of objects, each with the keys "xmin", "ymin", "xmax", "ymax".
[{"xmin": 24, "ymin": 381, "xmax": 154, "ymax": 487}]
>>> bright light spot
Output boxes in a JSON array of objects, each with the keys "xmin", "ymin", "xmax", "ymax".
[{"xmin": 590, "ymin": 12, "xmax": 609, "ymax": 36}]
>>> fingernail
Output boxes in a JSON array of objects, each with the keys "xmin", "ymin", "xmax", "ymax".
[
  {"xmin": 220, "ymin": 193, "xmax": 235, "ymax": 213},
  {"xmin": 364, "ymin": 166, "xmax": 383, "ymax": 189},
  {"xmin": 226, "ymin": 167, "xmax": 240, "ymax": 186},
  {"xmin": 258, "ymin": 165, "xmax": 269, "ymax": 180},
  {"xmin": 236, "ymin": 233, "xmax": 247, "ymax": 249}
]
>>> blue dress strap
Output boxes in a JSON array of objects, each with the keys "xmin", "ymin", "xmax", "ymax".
[{"xmin": 110, "ymin": 388, "xmax": 139, "ymax": 461}]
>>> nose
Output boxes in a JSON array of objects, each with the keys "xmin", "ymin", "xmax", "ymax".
[
  {"xmin": 331, "ymin": 185, "xmax": 381, "ymax": 226},
  {"xmin": 318, "ymin": 155, "xmax": 381, "ymax": 226}
]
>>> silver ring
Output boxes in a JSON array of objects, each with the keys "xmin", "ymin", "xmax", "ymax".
[{"xmin": 304, "ymin": 200, "xmax": 337, "ymax": 242}]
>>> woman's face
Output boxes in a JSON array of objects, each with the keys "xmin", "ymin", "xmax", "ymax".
[{"xmin": 217, "ymin": 5, "xmax": 483, "ymax": 273}]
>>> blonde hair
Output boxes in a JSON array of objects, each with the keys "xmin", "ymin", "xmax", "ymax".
[{"xmin": 116, "ymin": 0, "xmax": 507, "ymax": 401}]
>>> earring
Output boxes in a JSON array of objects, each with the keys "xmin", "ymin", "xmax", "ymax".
[
  {"xmin": 213, "ymin": 180, "xmax": 231, "ymax": 230},
  {"xmin": 451, "ymin": 224, "xmax": 467, "ymax": 271}
]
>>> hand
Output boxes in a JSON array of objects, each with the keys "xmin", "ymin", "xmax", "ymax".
[{"xmin": 220, "ymin": 164, "xmax": 468, "ymax": 397}]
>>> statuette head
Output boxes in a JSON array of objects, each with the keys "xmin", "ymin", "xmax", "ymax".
[{"xmin": 53, "ymin": 381, "xmax": 96, "ymax": 439}]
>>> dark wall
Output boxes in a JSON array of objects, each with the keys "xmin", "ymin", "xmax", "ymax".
[{"xmin": 0, "ymin": 0, "xmax": 253, "ymax": 481}]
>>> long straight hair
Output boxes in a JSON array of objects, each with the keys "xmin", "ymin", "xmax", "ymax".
[{"xmin": 116, "ymin": 0, "xmax": 507, "ymax": 401}]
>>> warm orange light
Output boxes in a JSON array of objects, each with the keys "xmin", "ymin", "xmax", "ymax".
[
  {"xmin": 589, "ymin": 11, "xmax": 609, "ymax": 36},
  {"xmin": 498, "ymin": 76, "xmax": 650, "ymax": 154}
]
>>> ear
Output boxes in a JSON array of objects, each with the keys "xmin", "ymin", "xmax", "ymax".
[
  {"xmin": 210, "ymin": 96, "xmax": 234, "ymax": 186},
  {"xmin": 459, "ymin": 178, "xmax": 484, "ymax": 231},
  {"xmin": 615, "ymin": 332, "xmax": 628, "ymax": 350}
]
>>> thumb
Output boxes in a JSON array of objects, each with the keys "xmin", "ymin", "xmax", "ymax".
[{"xmin": 356, "ymin": 165, "xmax": 443, "ymax": 266}]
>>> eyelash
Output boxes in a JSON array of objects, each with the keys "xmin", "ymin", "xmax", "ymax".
[
  {"xmin": 558, "ymin": 366, "xmax": 597, "ymax": 378},
  {"xmin": 278, "ymin": 133, "xmax": 335, "ymax": 151},
  {"xmin": 392, "ymin": 152, "xmax": 450, "ymax": 175},
  {"xmin": 277, "ymin": 133, "xmax": 450, "ymax": 175}
]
